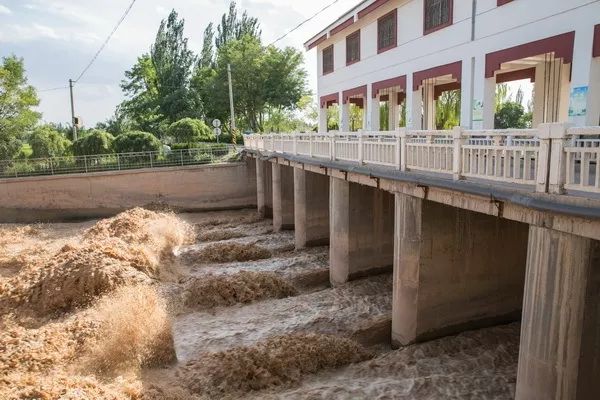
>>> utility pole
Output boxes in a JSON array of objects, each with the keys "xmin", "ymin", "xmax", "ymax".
[
  {"xmin": 69, "ymin": 79, "xmax": 78, "ymax": 141},
  {"xmin": 227, "ymin": 64, "xmax": 236, "ymax": 134}
]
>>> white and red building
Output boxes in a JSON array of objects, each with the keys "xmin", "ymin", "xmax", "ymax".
[{"xmin": 305, "ymin": 0, "xmax": 600, "ymax": 132}]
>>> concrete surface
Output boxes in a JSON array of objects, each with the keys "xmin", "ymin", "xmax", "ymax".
[
  {"xmin": 294, "ymin": 168, "xmax": 330, "ymax": 248},
  {"xmin": 0, "ymin": 160, "xmax": 257, "ymax": 223},
  {"xmin": 272, "ymin": 163, "xmax": 295, "ymax": 231},
  {"xmin": 256, "ymin": 158, "xmax": 273, "ymax": 218}
]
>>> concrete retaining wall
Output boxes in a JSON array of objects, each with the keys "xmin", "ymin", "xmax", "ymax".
[{"xmin": 0, "ymin": 159, "xmax": 257, "ymax": 222}]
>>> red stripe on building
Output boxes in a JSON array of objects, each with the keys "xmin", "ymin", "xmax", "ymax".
[
  {"xmin": 307, "ymin": 34, "xmax": 327, "ymax": 50},
  {"xmin": 496, "ymin": 68, "xmax": 536, "ymax": 84},
  {"xmin": 330, "ymin": 17, "xmax": 354, "ymax": 36},
  {"xmin": 485, "ymin": 31, "xmax": 575, "ymax": 78},
  {"xmin": 413, "ymin": 61, "xmax": 462, "ymax": 90},
  {"xmin": 593, "ymin": 24, "xmax": 600, "ymax": 58},
  {"xmin": 320, "ymin": 92, "xmax": 339, "ymax": 108},
  {"xmin": 358, "ymin": 0, "xmax": 390, "ymax": 19},
  {"xmin": 434, "ymin": 82, "xmax": 461, "ymax": 100},
  {"xmin": 372, "ymin": 75, "xmax": 407, "ymax": 98},
  {"xmin": 343, "ymin": 85, "xmax": 368, "ymax": 103}
]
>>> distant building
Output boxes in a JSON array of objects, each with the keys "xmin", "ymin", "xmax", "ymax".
[{"xmin": 304, "ymin": 0, "xmax": 600, "ymax": 132}]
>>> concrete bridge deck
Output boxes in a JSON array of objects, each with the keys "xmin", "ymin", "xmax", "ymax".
[{"xmin": 244, "ymin": 124, "xmax": 600, "ymax": 400}]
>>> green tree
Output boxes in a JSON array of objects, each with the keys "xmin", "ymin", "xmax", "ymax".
[
  {"xmin": 167, "ymin": 118, "xmax": 215, "ymax": 145},
  {"xmin": 120, "ymin": 10, "xmax": 199, "ymax": 137},
  {"xmin": 494, "ymin": 102, "xmax": 529, "ymax": 129},
  {"xmin": 0, "ymin": 56, "xmax": 40, "ymax": 159},
  {"xmin": 215, "ymin": 1, "xmax": 261, "ymax": 49},
  {"xmin": 114, "ymin": 131, "xmax": 162, "ymax": 153},
  {"xmin": 72, "ymin": 130, "xmax": 115, "ymax": 156},
  {"xmin": 436, "ymin": 90, "xmax": 460, "ymax": 130},
  {"xmin": 29, "ymin": 125, "xmax": 72, "ymax": 158}
]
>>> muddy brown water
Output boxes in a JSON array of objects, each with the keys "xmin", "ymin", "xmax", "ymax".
[{"xmin": 0, "ymin": 209, "xmax": 520, "ymax": 399}]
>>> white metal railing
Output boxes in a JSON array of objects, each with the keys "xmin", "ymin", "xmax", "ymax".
[{"xmin": 243, "ymin": 124, "xmax": 600, "ymax": 196}]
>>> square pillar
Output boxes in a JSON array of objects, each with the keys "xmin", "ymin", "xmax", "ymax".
[
  {"xmin": 329, "ymin": 178, "xmax": 394, "ymax": 286},
  {"xmin": 516, "ymin": 227, "xmax": 600, "ymax": 400},
  {"xmin": 423, "ymin": 81, "xmax": 436, "ymax": 130},
  {"xmin": 318, "ymin": 107, "xmax": 328, "ymax": 132},
  {"xmin": 389, "ymin": 90, "xmax": 399, "ymax": 130},
  {"xmin": 392, "ymin": 194, "xmax": 529, "ymax": 347},
  {"xmin": 570, "ymin": 24, "xmax": 600, "ymax": 126},
  {"xmin": 471, "ymin": 54, "xmax": 495, "ymax": 130},
  {"xmin": 256, "ymin": 158, "xmax": 272, "ymax": 218},
  {"xmin": 370, "ymin": 96, "xmax": 381, "ymax": 131},
  {"xmin": 409, "ymin": 88, "xmax": 422, "ymax": 130},
  {"xmin": 294, "ymin": 169, "xmax": 329, "ymax": 248},
  {"xmin": 460, "ymin": 57, "xmax": 473, "ymax": 128},
  {"xmin": 340, "ymin": 102, "xmax": 350, "ymax": 132},
  {"xmin": 272, "ymin": 163, "xmax": 294, "ymax": 231}
]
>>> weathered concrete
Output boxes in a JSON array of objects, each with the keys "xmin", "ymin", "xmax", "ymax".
[
  {"xmin": 256, "ymin": 158, "xmax": 273, "ymax": 218},
  {"xmin": 392, "ymin": 193, "xmax": 529, "ymax": 347},
  {"xmin": 294, "ymin": 168, "xmax": 330, "ymax": 248},
  {"xmin": 516, "ymin": 227, "xmax": 600, "ymax": 400},
  {"xmin": 272, "ymin": 163, "xmax": 295, "ymax": 231},
  {"xmin": 330, "ymin": 177, "xmax": 394, "ymax": 285},
  {"xmin": 0, "ymin": 160, "xmax": 257, "ymax": 223}
]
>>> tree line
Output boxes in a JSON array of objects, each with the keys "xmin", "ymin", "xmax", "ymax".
[{"xmin": 0, "ymin": 1, "xmax": 313, "ymax": 161}]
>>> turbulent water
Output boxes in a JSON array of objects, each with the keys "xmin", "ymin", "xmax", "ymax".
[{"xmin": 0, "ymin": 208, "xmax": 520, "ymax": 399}]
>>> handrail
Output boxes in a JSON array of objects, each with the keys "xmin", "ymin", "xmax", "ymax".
[{"xmin": 243, "ymin": 123, "xmax": 600, "ymax": 196}]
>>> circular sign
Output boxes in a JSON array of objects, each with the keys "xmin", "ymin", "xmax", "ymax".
[
  {"xmin": 212, "ymin": 119, "xmax": 221, "ymax": 128},
  {"xmin": 213, "ymin": 127, "xmax": 222, "ymax": 136}
]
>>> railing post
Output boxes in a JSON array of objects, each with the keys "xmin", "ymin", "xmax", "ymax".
[
  {"xmin": 330, "ymin": 133, "xmax": 336, "ymax": 161},
  {"xmin": 309, "ymin": 133, "xmax": 314, "ymax": 158},
  {"xmin": 149, "ymin": 152, "xmax": 153, "ymax": 168},
  {"xmin": 50, "ymin": 159, "xmax": 54, "ymax": 175},
  {"xmin": 358, "ymin": 131, "xmax": 364, "ymax": 164},
  {"xmin": 536, "ymin": 123, "xmax": 570, "ymax": 194},
  {"xmin": 398, "ymin": 128, "xmax": 407, "ymax": 171},
  {"xmin": 84, "ymin": 155, "xmax": 88, "ymax": 173},
  {"xmin": 452, "ymin": 126, "xmax": 464, "ymax": 181},
  {"xmin": 293, "ymin": 133, "xmax": 298, "ymax": 155}
]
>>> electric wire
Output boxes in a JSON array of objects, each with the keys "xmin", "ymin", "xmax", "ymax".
[{"xmin": 73, "ymin": 0, "xmax": 137, "ymax": 83}]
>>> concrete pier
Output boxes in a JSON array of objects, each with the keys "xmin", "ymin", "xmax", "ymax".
[
  {"xmin": 391, "ymin": 193, "xmax": 529, "ymax": 347},
  {"xmin": 329, "ymin": 178, "xmax": 394, "ymax": 285},
  {"xmin": 516, "ymin": 227, "xmax": 600, "ymax": 400},
  {"xmin": 272, "ymin": 163, "xmax": 295, "ymax": 232},
  {"xmin": 256, "ymin": 159, "xmax": 273, "ymax": 218},
  {"xmin": 294, "ymin": 169, "xmax": 330, "ymax": 248}
]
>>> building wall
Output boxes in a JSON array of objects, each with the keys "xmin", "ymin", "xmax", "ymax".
[
  {"xmin": 311, "ymin": 0, "xmax": 600, "ymax": 129},
  {"xmin": 0, "ymin": 161, "xmax": 257, "ymax": 223}
]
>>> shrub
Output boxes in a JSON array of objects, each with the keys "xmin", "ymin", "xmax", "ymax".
[
  {"xmin": 72, "ymin": 130, "xmax": 114, "ymax": 156},
  {"xmin": 113, "ymin": 131, "xmax": 162, "ymax": 154},
  {"xmin": 167, "ymin": 118, "xmax": 215, "ymax": 145},
  {"xmin": 29, "ymin": 125, "xmax": 72, "ymax": 158}
]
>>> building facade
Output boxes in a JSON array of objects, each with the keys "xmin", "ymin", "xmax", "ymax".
[{"xmin": 305, "ymin": 0, "xmax": 600, "ymax": 132}]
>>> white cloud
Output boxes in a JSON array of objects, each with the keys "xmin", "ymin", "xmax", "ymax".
[{"xmin": 0, "ymin": 4, "xmax": 11, "ymax": 14}]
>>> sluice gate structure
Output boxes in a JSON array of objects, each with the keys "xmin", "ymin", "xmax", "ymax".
[{"xmin": 244, "ymin": 124, "xmax": 600, "ymax": 400}]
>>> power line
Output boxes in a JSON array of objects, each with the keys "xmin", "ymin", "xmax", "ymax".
[
  {"xmin": 38, "ymin": 86, "xmax": 69, "ymax": 92},
  {"xmin": 73, "ymin": 0, "xmax": 138, "ymax": 83},
  {"xmin": 267, "ymin": 0, "xmax": 341, "ymax": 46}
]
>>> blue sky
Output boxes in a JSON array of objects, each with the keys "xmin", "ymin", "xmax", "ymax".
[{"xmin": 0, "ymin": 0, "xmax": 357, "ymax": 126}]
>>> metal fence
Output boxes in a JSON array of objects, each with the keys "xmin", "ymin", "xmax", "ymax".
[{"xmin": 0, "ymin": 144, "xmax": 242, "ymax": 179}]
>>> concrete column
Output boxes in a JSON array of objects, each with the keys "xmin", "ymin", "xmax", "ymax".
[
  {"xmin": 409, "ymin": 88, "xmax": 423, "ymax": 130},
  {"xmin": 294, "ymin": 169, "xmax": 329, "ymax": 248},
  {"xmin": 471, "ymin": 54, "xmax": 495, "ymax": 130},
  {"xmin": 256, "ymin": 158, "xmax": 272, "ymax": 218},
  {"xmin": 460, "ymin": 57, "xmax": 473, "ymax": 128},
  {"xmin": 370, "ymin": 95, "xmax": 381, "ymax": 131},
  {"xmin": 389, "ymin": 90, "xmax": 399, "ymax": 130},
  {"xmin": 318, "ymin": 107, "xmax": 328, "ymax": 132},
  {"xmin": 391, "ymin": 194, "xmax": 529, "ymax": 347},
  {"xmin": 329, "ymin": 178, "xmax": 394, "ymax": 286},
  {"xmin": 340, "ymin": 102, "xmax": 350, "ymax": 132},
  {"xmin": 516, "ymin": 227, "xmax": 600, "ymax": 400},
  {"xmin": 533, "ymin": 61, "xmax": 547, "ymax": 127},
  {"xmin": 570, "ymin": 24, "xmax": 600, "ymax": 126},
  {"xmin": 534, "ymin": 59, "xmax": 571, "ymax": 125},
  {"xmin": 424, "ymin": 82, "xmax": 436, "ymax": 130},
  {"xmin": 272, "ymin": 163, "xmax": 294, "ymax": 231}
]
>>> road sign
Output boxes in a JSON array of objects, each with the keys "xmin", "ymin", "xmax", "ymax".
[
  {"xmin": 214, "ymin": 127, "xmax": 222, "ymax": 143},
  {"xmin": 212, "ymin": 119, "xmax": 221, "ymax": 128}
]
